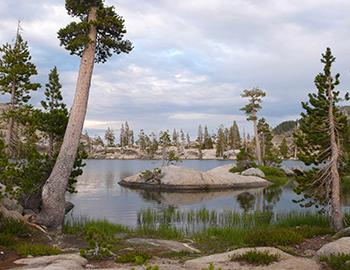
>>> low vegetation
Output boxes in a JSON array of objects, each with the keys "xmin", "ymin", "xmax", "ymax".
[
  {"xmin": 231, "ymin": 249, "xmax": 280, "ymax": 266},
  {"xmin": 320, "ymin": 254, "xmax": 350, "ymax": 270},
  {"xmin": 229, "ymin": 164, "xmax": 290, "ymax": 185},
  {"xmin": 115, "ymin": 251, "xmax": 151, "ymax": 265},
  {"xmin": 201, "ymin": 263, "xmax": 222, "ymax": 270},
  {"xmin": 63, "ymin": 210, "xmax": 335, "ymax": 256},
  {"xmin": 15, "ymin": 243, "xmax": 61, "ymax": 257}
]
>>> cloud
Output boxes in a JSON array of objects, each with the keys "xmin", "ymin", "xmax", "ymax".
[{"xmin": 1, "ymin": 0, "xmax": 350, "ymax": 138}]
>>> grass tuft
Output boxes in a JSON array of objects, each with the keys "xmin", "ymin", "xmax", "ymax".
[
  {"xmin": 320, "ymin": 254, "xmax": 350, "ymax": 270},
  {"xmin": 115, "ymin": 251, "xmax": 151, "ymax": 265},
  {"xmin": 232, "ymin": 249, "xmax": 280, "ymax": 266},
  {"xmin": 16, "ymin": 243, "xmax": 61, "ymax": 257}
]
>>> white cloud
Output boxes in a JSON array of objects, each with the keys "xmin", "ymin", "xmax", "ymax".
[{"xmin": 1, "ymin": 0, "xmax": 350, "ymax": 136}]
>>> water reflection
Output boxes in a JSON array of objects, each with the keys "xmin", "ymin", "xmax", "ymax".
[
  {"xmin": 236, "ymin": 192, "xmax": 256, "ymax": 212},
  {"xmin": 66, "ymin": 159, "xmax": 350, "ymax": 227}
]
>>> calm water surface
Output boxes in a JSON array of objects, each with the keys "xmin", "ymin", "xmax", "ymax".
[{"xmin": 66, "ymin": 159, "xmax": 350, "ymax": 227}]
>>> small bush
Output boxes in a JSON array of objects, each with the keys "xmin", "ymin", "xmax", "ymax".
[
  {"xmin": 115, "ymin": 251, "xmax": 151, "ymax": 265},
  {"xmin": 201, "ymin": 263, "xmax": 222, "ymax": 270},
  {"xmin": 0, "ymin": 219, "xmax": 29, "ymax": 236},
  {"xmin": 320, "ymin": 254, "xmax": 350, "ymax": 270},
  {"xmin": 258, "ymin": 166, "xmax": 285, "ymax": 177},
  {"xmin": 245, "ymin": 228, "xmax": 303, "ymax": 246},
  {"xmin": 16, "ymin": 243, "xmax": 61, "ymax": 257},
  {"xmin": 232, "ymin": 249, "xmax": 280, "ymax": 266},
  {"xmin": 229, "ymin": 167, "xmax": 243, "ymax": 173},
  {"xmin": 0, "ymin": 233, "xmax": 15, "ymax": 246}
]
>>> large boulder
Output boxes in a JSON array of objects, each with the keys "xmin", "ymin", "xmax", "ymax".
[
  {"xmin": 317, "ymin": 237, "xmax": 350, "ymax": 257},
  {"xmin": 120, "ymin": 165, "xmax": 270, "ymax": 190},
  {"xmin": 14, "ymin": 254, "xmax": 87, "ymax": 270},
  {"xmin": 126, "ymin": 238, "xmax": 201, "ymax": 253},
  {"xmin": 184, "ymin": 247, "xmax": 319, "ymax": 270},
  {"xmin": 241, "ymin": 168, "xmax": 265, "ymax": 178},
  {"xmin": 1, "ymin": 196, "xmax": 23, "ymax": 213}
]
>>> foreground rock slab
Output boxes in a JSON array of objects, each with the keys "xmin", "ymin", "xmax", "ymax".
[
  {"xmin": 14, "ymin": 253, "xmax": 87, "ymax": 270},
  {"xmin": 126, "ymin": 238, "xmax": 201, "ymax": 253},
  {"xmin": 120, "ymin": 165, "xmax": 270, "ymax": 190},
  {"xmin": 184, "ymin": 247, "xmax": 320, "ymax": 270},
  {"xmin": 316, "ymin": 237, "xmax": 350, "ymax": 257}
]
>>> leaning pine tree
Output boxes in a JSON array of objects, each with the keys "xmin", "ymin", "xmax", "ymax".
[
  {"xmin": 294, "ymin": 48, "xmax": 349, "ymax": 231},
  {"xmin": 38, "ymin": 0, "xmax": 132, "ymax": 230}
]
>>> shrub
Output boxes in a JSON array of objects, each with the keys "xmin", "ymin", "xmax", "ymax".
[
  {"xmin": 232, "ymin": 249, "xmax": 280, "ymax": 266},
  {"xmin": 140, "ymin": 168, "xmax": 162, "ymax": 184},
  {"xmin": 229, "ymin": 166, "xmax": 243, "ymax": 173},
  {"xmin": 201, "ymin": 263, "xmax": 222, "ymax": 270},
  {"xmin": 245, "ymin": 227, "xmax": 303, "ymax": 246},
  {"xmin": 115, "ymin": 251, "xmax": 151, "ymax": 265},
  {"xmin": 0, "ymin": 218, "xmax": 29, "ymax": 236},
  {"xmin": 0, "ymin": 233, "xmax": 15, "ymax": 246},
  {"xmin": 258, "ymin": 166, "xmax": 285, "ymax": 177},
  {"xmin": 16, "ymin": 243, "xmax": 61, "ymax": 256},
  {"xmin": 320, "ymin": 254, "xmax": 350, "ymax": 270}
]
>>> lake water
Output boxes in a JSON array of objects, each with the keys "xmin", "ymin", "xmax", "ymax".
[{"xmin": 66, "ymin": 159, "xmax": 350, "ymax": 227}]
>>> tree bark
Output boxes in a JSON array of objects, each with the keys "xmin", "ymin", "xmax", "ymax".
[
  {"xmin": 328, "ymin": 78, "xmax": 343, "ymax": 231},
  {"xmin": 253, "ymin": 114, "xmax": 262, "ymax": 165},
  {"xmin": 5, "ymin": 82, "xmax": 16, "ymax": 158},
  {"xmin": 37, "ymin": 7, "xmax": 98, "ymax": 230},
  {"xmin": 48, "ymin": 133, "xmax": 54, "ymax": 159}
]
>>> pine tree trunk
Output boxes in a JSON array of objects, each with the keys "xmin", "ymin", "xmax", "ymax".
[
  {"xmin": 37, "ymin": 7, "xmax": 97, "ymax": 230},
  {"xmin": 253, "ymin": 115, "xmax": 262, "ymax": 165},
  {"xmin": 48, "ymin": 133, "xmax": 54, "ymax": 159},
  {"xmin": 328, "ymin": 79, "xmax": 343, "ymax": 231},
  {"xmin": 5, "ymin": 82, "xmax": 16, "ymax": 157}
]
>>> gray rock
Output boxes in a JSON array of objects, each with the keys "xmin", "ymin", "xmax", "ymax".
[
  {"xmin": 14, "ymin": 253, "xmax": 87, "ymax": 270},
  {"xmin": 65, "ymin": 201, "xmax": 74, "ymax": 214},
  {"xmin": 317, "ymin": 237, "xmax": 350, "ymax": 257},
  {"xmin": 126, "ymin": 238, "xmax": 201, "ymax": 253},
  {"xmin": 1, "ymin": 196, "xmax": 23, "ymax": 213},
  {"xmin": 184, "ymin": 247, "xmax": 319, "ymax": 270},
  {"xmin": 281, "ymin": 165, "xmax": 295, "ymax": 176},
  {"xmin": 120, "ymin": 165, "xmax": 269, "ymax": 190},
  {"xmin": 241, "ymin": 168, "xmax": 265, "ymax": 178}
]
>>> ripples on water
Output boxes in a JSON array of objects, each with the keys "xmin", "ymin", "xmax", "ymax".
[{"xmin": 66, "ymin": 159, "xmax": 350, "ymax": 227}]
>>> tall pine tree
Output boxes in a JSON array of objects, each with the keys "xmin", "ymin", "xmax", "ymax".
[
  {"xmin": 40, "ymin": 66, "xmax": 68, "ymax": 158},
  {"xmin": 294, "ymin": 48, "xmax": 349, "ymax": 230},
  {"xmin": 0, "ymin": 30, "xmax": 41, "ymax": 157}
]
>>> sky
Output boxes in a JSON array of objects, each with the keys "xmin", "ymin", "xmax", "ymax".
[{"xmin": 1, "ymin": 0, "xmax": 350, "ymax": 140}]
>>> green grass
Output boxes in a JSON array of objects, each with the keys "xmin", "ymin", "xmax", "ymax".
[
  {"xmin": 15, "ymin": 243, "xmax": 61, "ymax": 256},
  {"xmin": 275, "ymin": 211, "xmax": 331, "ymax": 228},
  {"xmin": 0, "ymin": 233, "xmax": 15, "ymax": 246},
  {"xmin": 64, "ymin": 211, "xmax": 335, "ymax": 255},
  {"xmin": 0, "ymin": 218, "xmax": 29, "ymax": 236},
  {"xmin": 64, "ymin": 217, "xmax": 129, "ymax": 236},
  {"xmin": 134, "ymin": 224, "xmax": 183, "ymax": 240},
  {"xmin": 320, "ymin": 254, "xmax": 350, "ymax": 270},
  {"xmin": 231, "ymin": 249, "xmax": 280, "ymax": 266},
  {"xmin": 201, "ymin": 263, "xmax": 222, "ymax": 270},
  {"xmin": 244, "ymin": 227, "xmax": 304, "ymax": 246},
  {"xmin": 115, "ymin": 251, "xmax": 151, "ymax": 265}
]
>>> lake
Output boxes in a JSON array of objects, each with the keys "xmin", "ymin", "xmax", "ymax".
[{"xmin": 66, "ymin": 159, "xmax": 350, "ymax": 227}]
